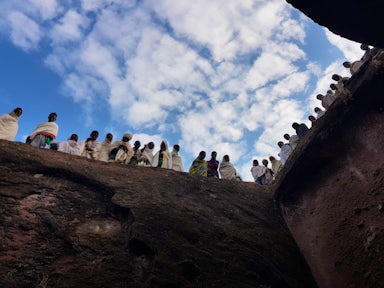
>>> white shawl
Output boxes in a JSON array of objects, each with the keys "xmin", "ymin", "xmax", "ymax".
[
  {"xmin": 30, "ymin": 122, "xmax": 58, "ymax": 139},
  {"xmin": 0, "ymin": 113, "xmax": 19, "ymax": 141},
  {"xmin": 219, "ymin": 160, "xmax": 237, "ymax": 180},
  {"xmin": 98, "ymin": 140, "xmax": 113, "ymax": 162},
  {"xmin": 110, "ymin": 141, "xmax": 134, "ymax": 164},
  {"xmin": 152, "ymin": 141, "xmax": 172, "ymax": 169},
  {"xmin": 58, "ymin": 140, "xmax": 82, "ymax": 156},
  {"xmin": 81, "ymin": 140, "xmax": 101, "ymax": 159},
  {"xmin": 171, "ymin": 150, "xmax": 184, "ymax": 172}
]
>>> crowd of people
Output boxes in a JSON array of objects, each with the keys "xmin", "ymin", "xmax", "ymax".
[
  {"xmin": 0, "ymin": 44, "xmax": 381, "ymax": 185},
  {"xmin": 273, "ymin": 44, "xmax": 382, "ymax": 177}
]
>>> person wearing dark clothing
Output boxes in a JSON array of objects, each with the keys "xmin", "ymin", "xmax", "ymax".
[
  {"xmin": 207, "ymin": 151, "xmax": 219, "ymax": 178},
  {"xmin": 292, "ymin": 122, "xmax": 309, "ymax": 139}
]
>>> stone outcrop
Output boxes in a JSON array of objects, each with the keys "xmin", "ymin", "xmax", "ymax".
[
  {"xmin": 276, "ymin": 52, "xmax": 384, "ymax": 287},
  {"xmin": 285, "ymin": 0, "xmax": 384, "ymax": 48},
  {"xmin": 0, "ymin": 140, "xmax": 315, "ymax": 287}
]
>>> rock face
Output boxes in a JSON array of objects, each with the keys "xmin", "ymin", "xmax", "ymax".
[
  {"xmin": 285, "ymin": 0, "xmax": 384, "ymax": 48},
  {"xmin": 0, "ymin": 141, "xmax": 315, "ymax": 287},
  {"xmin": 276, "ymin": 52, "xmax": 384, "ymax": 287}
]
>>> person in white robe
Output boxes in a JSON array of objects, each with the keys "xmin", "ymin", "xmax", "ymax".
[
  {"xmin": 81, "ymin": 130, "xmax": 101, "ymax": 160},
  {"xmin": 314, "ymin": 107, "xmax": 325, "ymax": 119},
  {"xmin": 278, "ymin": 141, "xmax": 293, "ymax": 165},
  {"xmin": 343, "ymin": 61, "xmax": 364, "ymax": 75},
  {"xmin": 98, "ymin": 133, "xmax": 113, "ymax": 162},
  {"xmin": 29, "ymin": 112, "xmax": 59, "ymax": 148},
  {"xmin": 138, "ymin": 142, "xmax": 155, "ymax": 167},
  {"xmin": 129, "ymin": 140, "xmax": 141, "ymax": 165},
  {"xmin": 219, "ymin": 155, "xmax": 241, "ymax": 181},
  {"xmin": 171, "ymin": 144, "xmax": 184, "ymax": 172},
  {"xmin": 152, "ymin": 140, "xmax": 172, "ymax": 169},
  {"xmin": 0, "ymin": 107, "xmax": 22, "ymax": 141},
  {"xmin": 57, "ymin": 134, "xmax": 82, "ymax": 156},
  {"xmin": 109, "ymin": 133, "xmax": 134, "ymax": 164},
  {"xmin": 284, "ymin": 134, "xmax": 299, "ymax": 150}
]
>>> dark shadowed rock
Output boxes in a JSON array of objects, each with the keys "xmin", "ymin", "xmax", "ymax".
[
  {"xmin": 285, "ymin": 0, "xmax": 384, "ymax": 48},
  {"xmin": 0, "ymin": 139, "xmax": 315, "ymax": 287},
  {"xmin": 276, "ymin": 52, "xmax": 384, "ymax": 287}
]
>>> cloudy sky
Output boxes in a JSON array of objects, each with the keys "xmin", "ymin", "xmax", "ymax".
[{"xmin": 0, "ymin": 0, "xmax": 364, "ymax": 181}]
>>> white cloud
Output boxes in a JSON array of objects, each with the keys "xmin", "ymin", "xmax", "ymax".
[
  {"xmin": 51, "ymin": 10, "xmax": 89, "ymax": 43},
  {"xmin": 324, "ymin": 28, "xmax": 363, "ymax": 62},
  {"xmin": 8, "ymin": 12, "xmax": 41, "ymax": 51},
  {"xmin": 28, "ymin": 0, "xmax": 60, "ymax": 20}
]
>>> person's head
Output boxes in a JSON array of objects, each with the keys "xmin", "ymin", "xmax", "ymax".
[
  {"xmin": 223, "ymin": 154, "xmax": 230, "ymax": 162},
  {"xmin": 269, "ymin": 156, "xmax": 276, "ymax": 161},
  {"xmin": 292, "ymin": 122, "xmax": 299, "ymax": 129},
  {"xmin": 253, "ymin": 159, "xmax": 259, "ymax": 166},
  {"xmin": 332, "ymin": 74, "xmax": 341, "ymax": 81},
  {"xmin": 283, "ymin": 133, "xmax": 290, "ymax": 141},
  {"xmin": 308, "ymin": 115, "xmax": 316, "ymax": 123},
  {"xmin": 122, "ymin": 133, "xmax": 132, "ymax": 142},
  {"xmin": 134, "ymin": 140, "xmax": 141, "ymax": 149},
  {"xmin": 106, "ymin": 133, "xmax": 113, "ymax": 142},
  {"xmin": 48, "ymin": 112, "xmax": 57, "ymax": 122},
  {"xmin": 198, "ymin": 151, "xmax": 206, "ymax": 160},
  {"xmin": 342, "ymin": 61, "xmax": 351, "ymax": 68},
  {"xmin": 13, "ymin": 107, "xmax": 23, "ymax": 117},
  {"xmin": 211, "ymin": 151, "xmax": 217, "ymax": 159},
  {"xmin": 326, "ymin": 90, "xmax": 333, "ymax": 94},
  {"xmin": 277, "ymin": 141, "xmax": 284, "ymax": 148},
  {"xmin": 148, "ymin": 142, "xmax": 155, "ymax": 149},
  {"xmin": 69, "ymin": 134, "xmax": 78, "ymax": 142},
  {"xmin": 262, "ymin": 159, "xmax": 268, "ymax": 167},
  {"xmin": 90, "ymin": 130, "xmax": 99, "ymax": 140},
  {"xmin": 160, "ymin": 141, "xmax": 167, "ymax": 151},
  {"xmin": 173, "ymin": 144, "xmax": 180, "ymax": 152},
  {"xmin": 314, "ymin": 107, "xmax": 322, "ymax": 113},
  {"xmin": 330, "ymin": 83, "xmax": 337, "ymax": 90},
  {"xmin": 316, "ymin": 94, "xmax": 324, "ymax": 100}
]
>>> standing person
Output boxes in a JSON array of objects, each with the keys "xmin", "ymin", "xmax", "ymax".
[
  {"xmin": 250, "ymin": 159, "xmax": 267, "ymax": 185},
  {"xmin": 129, "ymin": 140, "xmax": 142, "ymax": 165},
  {"xmin": 171, "ymin": 144, "xmax": 184, "ymax": 172},
  {"xmin": 82, "ymin": 130, "xmax": 101, "ymax": 160},
  {"xmin": 343, "ymin": 60, "xmax": 364, "ymax": 75},
  {"xmin": 284, "ymin": 133, "xmax": 299, "ymax": 150},
  {"xmin": 292, "ymin": 122, "xmax": 309, "ymax": 139},
  {"xmin": 57, "ymin": 134, "xmax": 82, "ymax": 156},
  {"xmin": 308, "ymin": 115, "xmax": 317, "ymax": 128},
  {"xmin": 29, "ymin": 112, "xmax": 59, "ymax": 148},
  {"xmin": 269, "ymin": 156, "xmax": 282, "ymax": 180},
  {"xmin": 219, "ymin": 155, "xmax": 241, "ymax": 181},
  {"xmin": 0, "ymin": 107, "xmax": 23, "ymax": 141},
  {"xmin": 98, "ymin": 133, "xmax": 113, "ymax": 162},
  {"xmin": 189, "ymin": 151, "xmax": 208, "ymax": 176},
  {"xmin": 207, "ymin": 151, "xmax": 220, "ymax": 178},
  {"xmin": 262, "ymin": 159, "xmax": 274, "ymax": 185},
  {"xmin": 314, "ymin": 107, "xmax": 325, "ymax": 119},
  {"xmin": 109, "ymin": 133, "xmax": 134, "ymax": 164},
  {"xmin": 278, "ymin": 141, "xmax": 293, "ymax": 165},
  {"xmin": 152, "ymin": 140, "xmax": 172, "ymax": 169},
  {"xmin": 139, "ymin": 142, "xmax": 155, "ymax": 167}
]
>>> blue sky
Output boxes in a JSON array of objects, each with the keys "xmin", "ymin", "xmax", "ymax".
[{"xmin": 0, "ymin": 0, "xmax": 364, "ymax": 181}]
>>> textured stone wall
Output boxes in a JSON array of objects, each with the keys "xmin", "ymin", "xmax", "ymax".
[{"xmin": 276, "ymin": 52, "xmax": 384, "ymax": 287}]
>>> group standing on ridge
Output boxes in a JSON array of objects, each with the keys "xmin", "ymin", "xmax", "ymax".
[
  {"xmin": 266, "ymin": 44, "xmax": 383, "ymax": 184},
  {"xmin": 0, "ymin": 44, "xmax": 382, "ymax": 185}
]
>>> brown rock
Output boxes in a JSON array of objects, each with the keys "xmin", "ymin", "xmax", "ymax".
[{"xmin": 0, "ymin": 140, "xmax": 314, "ymax": 287}]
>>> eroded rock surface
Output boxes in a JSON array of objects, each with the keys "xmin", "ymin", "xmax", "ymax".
[
  {"xmin": 276, "ymin": 52, "xmax": 384, "ymax": 287},
  {"xmin": 0, "ymin": 140, "xmax": 315, "ymax": 287}
]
